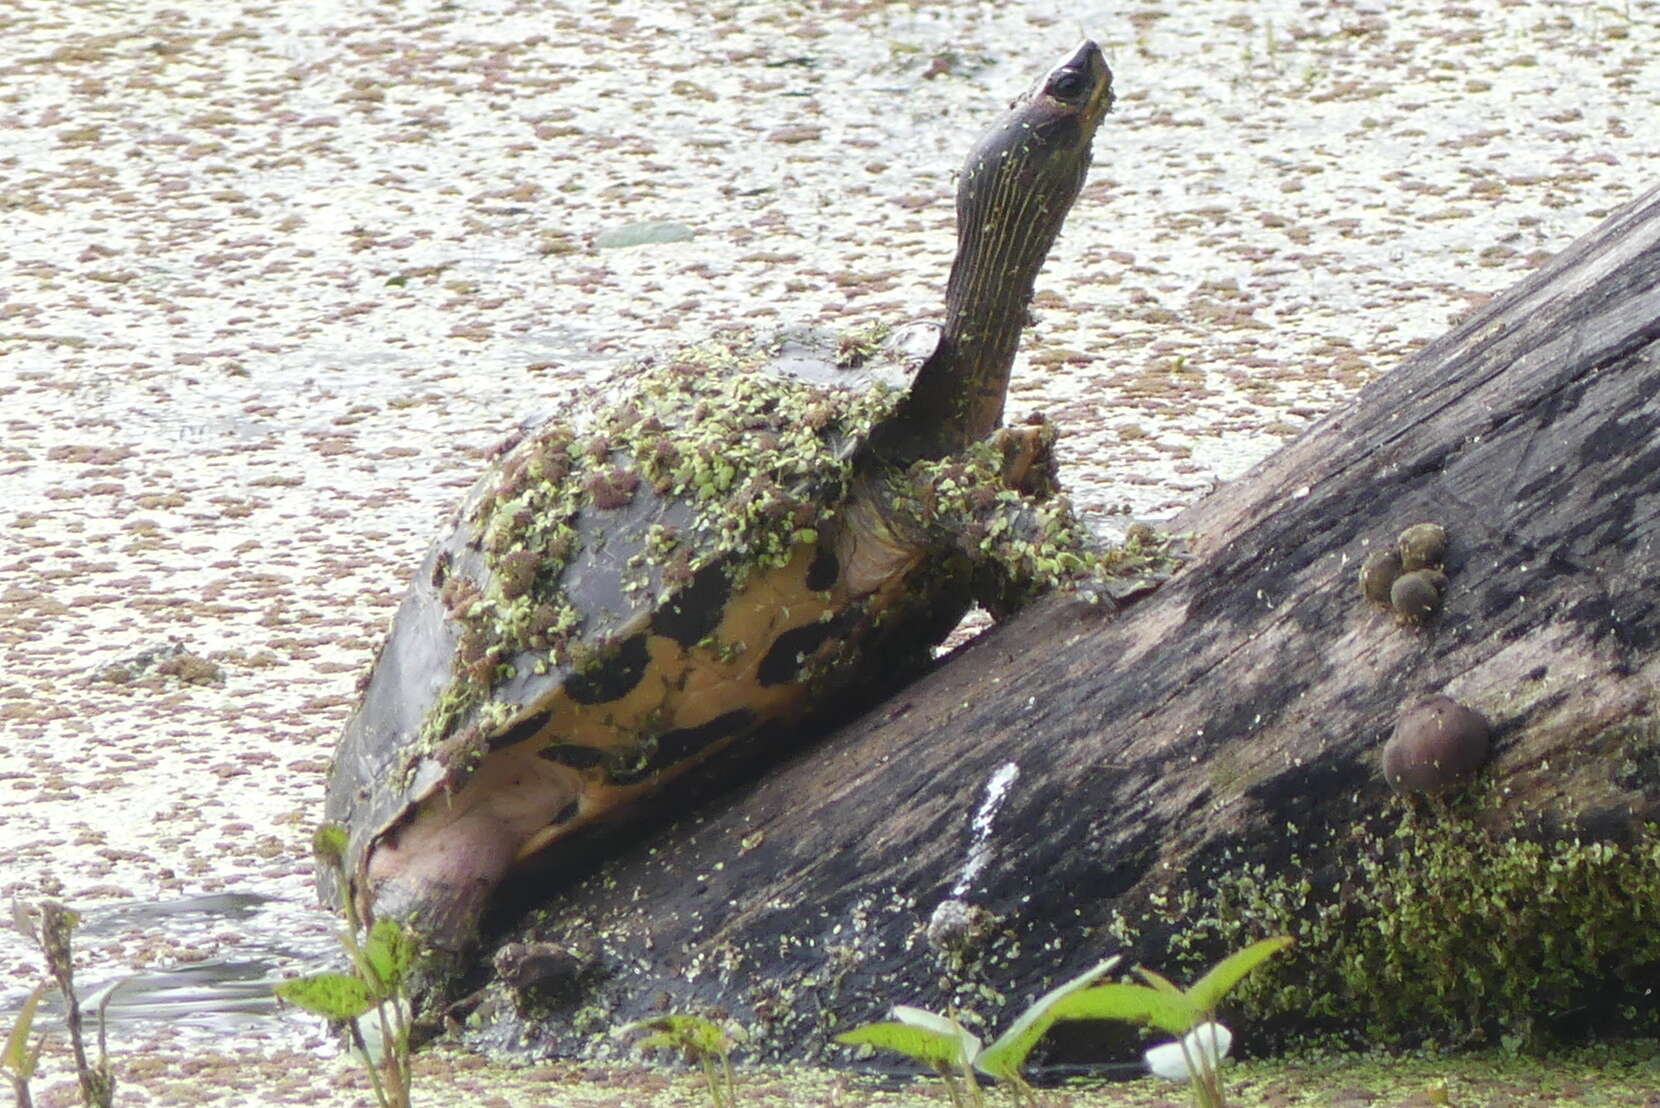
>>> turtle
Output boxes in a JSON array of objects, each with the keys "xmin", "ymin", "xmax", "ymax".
[{"xmin": 320, "ymin": 39, "xmax": 1167, "ymax": 996}]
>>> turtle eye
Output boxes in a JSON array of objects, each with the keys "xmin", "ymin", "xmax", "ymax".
[{"xmin": 1047, "ymin": 68, "xmax": 1088, "ymax": 102}]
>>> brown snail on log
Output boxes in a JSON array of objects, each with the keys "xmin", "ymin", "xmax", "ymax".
[{"xmin": 1382, "ymin": 694, "xmax": 1491, "ymax": 795}]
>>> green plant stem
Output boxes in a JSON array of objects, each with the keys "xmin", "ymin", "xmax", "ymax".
[
  {"xmin": 38, "ymin": 903, "xmax": 113, "ymax": 1108},
  {"xmin": 1175, "ymin": 1036, "xmax": 1224, "ymax": 1108},
  {"xmin": 348, "ymin": 1017, "xmax": 392, "ymax": 1108},
  {"xmin": 375, "ymin": 1000, "xmax": 409, "ymax": 1108},
  {"xmin": 931, "ymin": 1064, "xmax": 962, "ymax": 1108}
]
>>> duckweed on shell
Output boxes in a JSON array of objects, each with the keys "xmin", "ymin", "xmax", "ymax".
[{"xmin": 422, "ymin": 329, "xmax": 907, "ymax": 746}]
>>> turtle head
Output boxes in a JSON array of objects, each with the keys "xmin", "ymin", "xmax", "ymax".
[
  {"xmin": 893, "ymin": 41, "xmax": 1114, "ymax": 456},
  {"xmin": 949, "ymin": 40, "xmax": 1113, "ymax": 336},
  {"xmin": 1006, "ymin": 39, "xmax": 1115, "ymax": 161}
]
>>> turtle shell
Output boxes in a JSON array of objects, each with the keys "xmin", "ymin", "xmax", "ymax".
[{"xmin": 319, "ymin": 322, "xmax": 942, "ymax": 924}]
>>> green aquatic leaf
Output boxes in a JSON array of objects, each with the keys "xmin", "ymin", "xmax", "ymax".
[
  {"xmin": 837, "ymin": 1007, "xmax": 980, "ymax": 1070},
  {"xmin": 1135, "ymin": 964, "xmax": 1184, "ymax": 998},
  {"xmin": 275, "ymin": 972, "xmax": 376, "ymax": 1021},
  {"xmin": 1186, "ymin": 935, "xmax": 1292, "ymax": 1013},
  {"xmin": 2, "ymin": 981, "xmax": 48, "ymax": 1078},
  {"xmin": 360, "ymin": 918, "xmax": 414, "ymax": 993},
  {"xmin": 617, "ymin": 1014, "xmax": 731, "ymax": 1057},
  {"xmin": 1051, "ymin": 981, "xmax": 1199, "ymax": 1036},
  {"xmin": 975, "ymin": 955, "xmax": 1121, "ymax": 1080}
]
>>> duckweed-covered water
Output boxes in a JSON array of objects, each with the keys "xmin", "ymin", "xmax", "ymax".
[{"xmin": 3, "ymin": 0, "xmax": 1659, "ymax": 1102}]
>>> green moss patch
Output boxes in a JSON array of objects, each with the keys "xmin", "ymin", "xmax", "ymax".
[{"xmin": 1129, "ymin": 815, "xmax": 1660, "ymax": 1051}]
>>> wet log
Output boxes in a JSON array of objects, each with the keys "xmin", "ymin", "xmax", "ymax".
[{"xmin": 464, "ymin": 184, "xmax": 1660, "ymax": 1061}]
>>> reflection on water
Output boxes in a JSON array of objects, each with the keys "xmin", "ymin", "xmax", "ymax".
[
  {"xmin": 92, "ymin": 961, "xmax": 282, "ymax": 1033},
  {"xmin": 3, "ymin": 891, "xmax": 343, "ymax": 1046}
]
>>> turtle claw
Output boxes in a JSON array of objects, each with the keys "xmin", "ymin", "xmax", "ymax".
[{"xmin": 987, "ymin": 419, "xmax": 1060, "ymax": 494}]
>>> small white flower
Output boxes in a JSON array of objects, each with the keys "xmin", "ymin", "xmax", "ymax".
[{"xmin": 1143, "ymin": 1021, "xmax": 1233, "ymax": 1082}]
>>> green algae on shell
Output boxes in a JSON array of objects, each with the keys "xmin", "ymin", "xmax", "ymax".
[{"xmin": 417, "ymin": 326, "xmax": 914, "ymax": 752}]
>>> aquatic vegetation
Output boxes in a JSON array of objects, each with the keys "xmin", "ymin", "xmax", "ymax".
[
  {"xmin": 615, "ymin": 1013, "xmax": 740, "ymax": 1108},
  {"xmin": 1, "ymin": 980, "xmax": 47, "ymax": 1108},
  {"xmin": 8, "ymin": 900, "xmax": 118, "ymax": 1108},
  {"xmin": 1051, "ymin": 937, "xmax": 1291, "ymax": 1108},
  {"xmin": 275, "ymin": 825, "xmax": 415, "ymax": 1108},
  {"xmin": 1135, "ymin": 815, "xmax": 1660, "ymax": 1050},
  {"xmin": 836, "ymin": 940, "xmax": 1287, "ymax": 1107},
  {"xmin": 836, "ymin": 1002, "xmax": 989, "ymax": 1107}
]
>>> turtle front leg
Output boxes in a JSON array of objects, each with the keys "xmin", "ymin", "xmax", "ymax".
[{"xmin": 911, "ymin": 423, "xmax": 1180, "ymax": 620}]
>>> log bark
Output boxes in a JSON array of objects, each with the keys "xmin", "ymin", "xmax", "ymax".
[{"xmin": 461, "ymin": 184, "xmax": 1660, "ymax": 1062}]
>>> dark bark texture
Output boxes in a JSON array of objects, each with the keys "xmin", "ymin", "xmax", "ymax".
[{"xmin": 462, "ymin": 185, "xmax": 1660, "ymax": 1062}]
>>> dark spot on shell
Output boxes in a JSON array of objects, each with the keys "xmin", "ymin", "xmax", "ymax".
[
  {"xmin": 806, "ymin": 545, "xmax": 839, "ymax": 592},
  {"xmin": 551, "ymin": 799, "xmax": 580, "ymax": 824},
  {"xmin": 1382, "ymin": 694, "xmax": 1491, "ymax": 795},
  {"xmin": 1359, "ymin": 549, "xmax": 1403, "ymax": 605},
  {"xmin": 1390, "ymin": 569, "xmax": 1446, "ymax": 622},
  {"xmin": 1397, "ymin": 522, "xmax": 1448, "ymax": 571},
  {"xmin": 565, "ymin": 633, "xmax": 651, "ymax": 704},
  {"xmin": 604, "ymin": 764, "xmax": 652, "ymax": 786},
  {"xmin": 603, "ymin": 710, "xmax": 759, "ymax": 787},
  {"xmin": 758, "ymin": 617, "xmax": 841, "ymax": 687},
  {"xmin": 488, "ymin": 710, "xmax": 552, "ymax": 751},
  {"xmin": 539, "ymin": 744, "xmax": 608, "ymax": 769},
  {"xmin": 650, "ymin": 562, "xmax": 731, "ymax": 647},
  {"xmin": 655, "ymin": 708, "xmax": 757, "ymax": 765}
]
